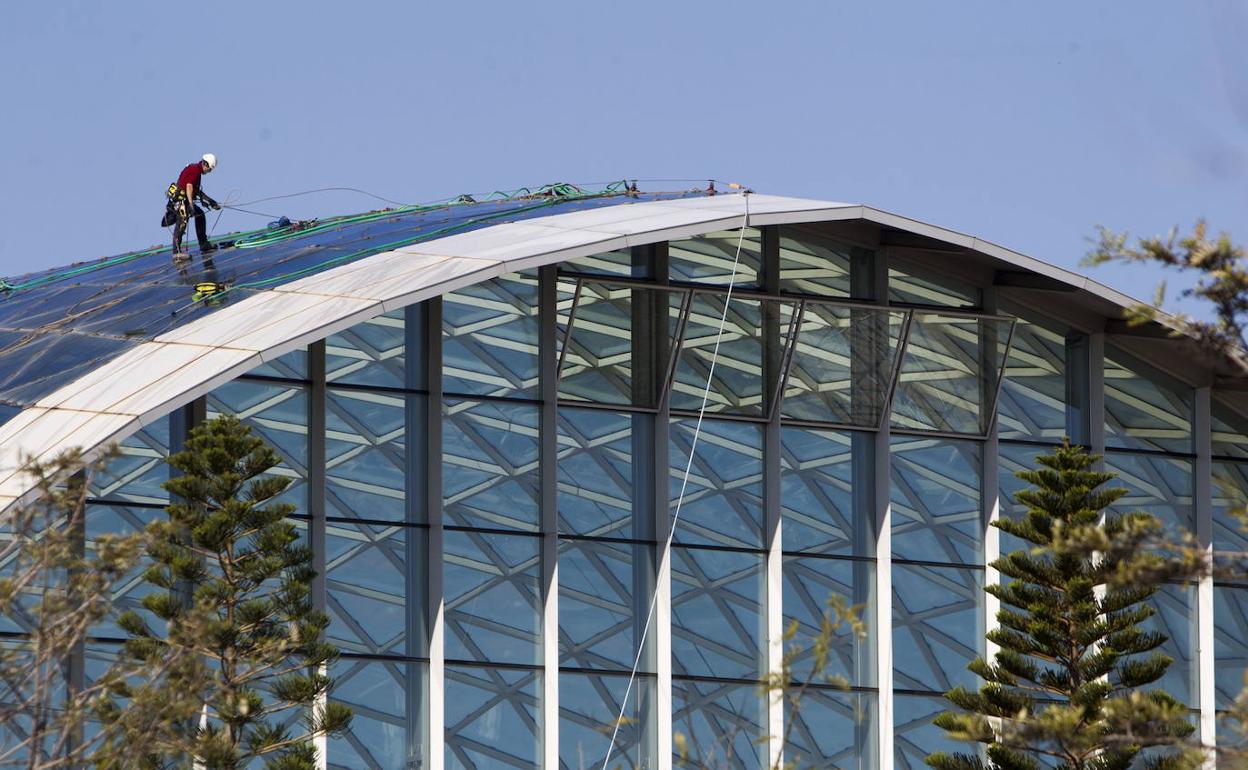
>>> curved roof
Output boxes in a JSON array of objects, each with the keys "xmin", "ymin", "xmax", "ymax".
[{"xmin": 0, "ymin": 190, "xmax": 1218, "ymax": 511}]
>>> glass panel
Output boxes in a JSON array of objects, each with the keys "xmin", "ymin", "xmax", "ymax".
[
  {"xmin": 1214, "ymin": 461, "xmax": 1248, "ymax": 554},
  {"xmin": 560, "ymin": 672, "xmax": 655, "ymax": 770},
  {"xmin": 557, "ymin": 409, "xmax": 648, "ymax": 539},
  {"xmin": 1146, "ymin": 582, "xmax": 1197, "ymax": 707},
  {"xmin": 445, "ymin": 664, "xmax": 541, "ymax": 770},
  {"xmin": 208, "ymin": 379, "xmax": 308, "ymax": 508},
  {"xmin": 780, "ymin": 427, "xmax": 860, "ymax": 556},
  {"xmin": 894, "ymin": 694, "xmax": 968, "ymax": 770},
  {"xmin": 444, "ymin": 530, "xmax": 541, "ymax": 665},
  {"xmin": 242, "ymin": 346, "xmax": 308, "ymax": 379},
  {"xmin": 329, "ymin": 658, "xmax": 426, "ymax": 770},
  {"xmin": 892, "ymin": 563, "xmax": 982, "ymax": 692},
  {"xmin": 996, "ymin": 319, "xmax": 1068, "ymax": 442},
  {"xmin": 891, "ymin": 313, "xmax": 1012, "ymax": 435},
  {"xmin": 891, "ymin": 436, "xmax": 982, "ymax": 565},
  {"xmin": 557, "ymin": 281, "xmax": 683, "ymax": 407},
  {"xmin": 777, "ymin": 226, "xmax": 856, "ymax": 298},
  {"xmin": 671, "ymin": 294, "xmax": 796, "ymax": 417},
  {"xmin": 89, "ymin": 414, "xmax": 171, "ymax": 504},
  {"xmin": 443, "ymin": 399, "xmax": 540, "ymax": 531},
  {"xmin": 785, "ymin": 689, "xmax": 876, "ymax": 770},
  {"xmin": 671, "ymin": 679, "xmax": 766, "ymax": 769},
  {"xmin": 669, "ymin": 418, "xmax": 764, "ymax": 549},
  {"xmin": 668, "ymin": 228, "xmax": 761, "ymax": 288},
  {"xmin": 86, "ymin": 504, "xmax": 159, "ymax": 637},
  {"xmin": 1215, "ymin": 585, "xmax": 1248, "ymax": 710},
  {"xmin": 1213, "ymin": 401, "xmax": 1248, "ymax": 459},
  {"xmin": 559, "ymin": 539, "xmax": 655, "ymax": 672},
  {"xmin": 326, "ymin": 309, "xmax": 406, "ymax": 388},
  {"xmin": 783, "ymin": 556, "xmax": 875, "ymax": 686},
  {"xmin": 561, "ymin": 247, "xmax": 642, "ymax": 278},
  {"xmin": 326, "ymin": 520, "xmax": 421, "ymax": 657},
  {"xmin": 1104, "ymin": 452, "xmax": 1194, "ymax": 539},
  {"xmin": 1104, "ymin": 350, "xmax": 1193, "ymax": 453},
  {"xmin": 671, "ymin": 546, "xmax": 764, "ymax": 679},
  {"xmin": 888, "ymin": 266, "xmax": 977, "ymax": 308},
  {"xmin": 443, "ymin": 272, "xmax": 540, "ymax": 398},
  {"xmin": 782, "ymin": 303, "xmax": 906, "ymax": 427},
  {"xmin": 326, "ymin": 388, "xmax": 409, "ymax": 522}
]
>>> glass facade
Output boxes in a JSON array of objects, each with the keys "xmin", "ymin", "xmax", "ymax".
[{"xmin": 49, "ymin": 221, "xmax": 1244, "ymax": 769}]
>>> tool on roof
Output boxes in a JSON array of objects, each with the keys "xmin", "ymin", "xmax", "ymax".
[{"xmin": 192, "ymin": 281, "xmax": 228, "ymax": 305}]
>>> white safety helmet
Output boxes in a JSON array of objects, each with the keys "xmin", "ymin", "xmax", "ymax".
[{"xmin": 202, "ymin": 153, "xmax": 217, "ymax": 172}]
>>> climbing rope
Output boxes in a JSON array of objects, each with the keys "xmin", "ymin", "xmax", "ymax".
[{"xmin": 598, "ymin": 193, "xmax": 752, "ymax": 770}]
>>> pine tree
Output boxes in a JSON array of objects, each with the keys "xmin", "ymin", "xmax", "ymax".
[
  {"xmin": 926, "ymin": 441, "xmax": 1197, "ymax": 770},
  {"xmin": 112, "ymin": 415, "xmax": 351, "ymax": 769}
]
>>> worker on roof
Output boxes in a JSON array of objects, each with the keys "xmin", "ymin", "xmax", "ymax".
[{"xmin": 163, "ymin": 153, "xmax": 221, "ymax": 257}]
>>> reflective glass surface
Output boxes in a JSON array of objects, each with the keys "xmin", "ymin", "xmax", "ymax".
[
  {"xmin": 892, "ymin": 564, "xmax": 982, "ymax": 692},
  {"xmin": 785, "ymin": 690, "xmax": 876, "ymax": 770},
  {"xmin": 1215, "ymin": 586, "xmax": 1248, "ymax": 710},
  {"xmin": 783, "ymin": 556, "xmax": 875, "ymax": 686},
  {"xmin": 87, "ymin": 414, "xmax": 171, "ymax": 505},
  {"xmin": 557, "ymin": 281, "xmax": 683, "ymax": 407},
  {"xmin": 782, "ymin": 304, "xmax": 905, "ymax": 427},
  {"xmin": 777, "ymin": 226, "xmax": 855, "ymax": 298},
  {"xmin": 556, "ymin": 409, "xmax": 646, "ymax": 539},
  {"xmin": 891, "ymin": 313, "xmax": 1012, "ymax": 435},
  {"xmin": 443, "ymin": 273, "xmax": 540, "ymax": 399},
  {"xmin": 891, "ymin": 437, "xmax": 982, "ymax": 565},
  {"xmin": 326, "ymin": 309, "xmax": 406, "ymax": 388},
  {"xmin": 669, "ymin": 418, "xmax": 764, "ymax": 549},
  {"xmin": 445, "ymin": 664, "xmax": 541, "ymax": 770},
  {"xmin": 894, "ymin": 694, "xmax": 968, "ymax": 770},
  {"xmin": 671, "ymin": 679, "xmax": 766, "ymax": 769},
  {"xmin": 1104, "ymin": 350, "xmax": 1192, "ymax": 453},
  {"xmin": 326, "ymin": 520, "xmax": 419, "ymax": 656},
  {"xmin": 444, "ymin": 530, "xmax": 541, "ymax": 665},
  {"xmin": 888, "ymin": 267, "xmax": 977, "ymax": 308},
  {"xmin": 329, "ymin": 658, "xmax": 426, "ymax": 770},
  {"xmin": 443, "ymin": 399, "xmax": 540, "ymax": 531},
  {"xmin": 560, "ymin": 672, "xmax": 655, "ymax": 770},
  {"xmin": 1104, "ymin": 452, "xmax": 1194, "ymax": 538},
  {"xmin": 669, "ymin": 228, "xmax": 762, "ymax": 288},
  {"xmin": 996, "ymin": 319, "xmax": 1068, "ymax": 441},
  {"xmin": 558, "ymin": 539, "xmax": 655, "ymax": 671},
  {"xmin": 671, "ymin": 546, "xmax": 764, "ymax": 679},
  {"xmin": 1214, "ymin": 461, "xmax": 1248, "ymax": 554},
  {"xmin": 780, "ymin": 427, "xmax": 860, "ymax": 555},
  {"xmin": 326, "ymin": 389, "xmax": 409, "ymax": 522},
  {"xmin": 670, "ymin": 294, "xmax": 796, "ymax": 417}
]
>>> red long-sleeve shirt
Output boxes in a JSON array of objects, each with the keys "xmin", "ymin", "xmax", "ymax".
[{"xmin": 176, "ymin": 162, "xmax": 203, "ymax": 196}]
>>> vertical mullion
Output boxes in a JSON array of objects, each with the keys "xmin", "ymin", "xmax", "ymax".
[
  {"xmin": 760, "ymin": 226, "xmax": 785, "ymax": 770},
  {"xmin": 539, "ymin": 266, "xmax": 559, "ymax": 770},
  {"xmin": 1087, "ymin": 333, "xmax": 1106, "ymax": 457},
  {"xmin": 871, "ymin": 246, "xmax": 894, "ymax": 769},
  {"xmin": 981, "ymin": 291, "xmax": 1001, "ymax": 666},
  {"xmin": 308, "ymin": 342, "xmax": 328, "ymax": 770},
  {"xmin": 406, "ymin": 303, "xmax": 430, "ymax": 768},
  {"xmin": 650, "ymin": 241, "xmax": 674, "ymax": 770},
  {"xmin": 1194, "ymin": 386, "xmax": 1215, "ymax": 760},
  {"xmin": 424, "ymin": 299, "xmax": 445, "ymax": 770}
]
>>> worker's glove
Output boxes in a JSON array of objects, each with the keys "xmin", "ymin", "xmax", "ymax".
[{"xmin": 206, "ymin": 199, "xmax": 221, "ymax": 211}]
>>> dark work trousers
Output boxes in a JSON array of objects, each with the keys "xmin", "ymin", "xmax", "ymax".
[{"xmin": 173, "ymin": 200, "xmax": 209, "ymax": 253}]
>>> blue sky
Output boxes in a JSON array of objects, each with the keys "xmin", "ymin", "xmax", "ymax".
[{"xmin": 2, "ymin": 0, "xmax": 1246, "ymax": 308}]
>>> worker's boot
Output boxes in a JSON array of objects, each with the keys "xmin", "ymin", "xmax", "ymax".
[{"xmin": 199, "ymin": 240, "xmax": 217, "ymax": 255}]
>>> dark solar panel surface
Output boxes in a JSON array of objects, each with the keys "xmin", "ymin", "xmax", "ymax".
[{"xmin": 0, "ymin": 190, "xmax": 709, "ymax": 414}]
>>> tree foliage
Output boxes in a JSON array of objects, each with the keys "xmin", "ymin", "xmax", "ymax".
[
  {"xmin": 109, "ymin": 416, "xmax": 350, "ymax": 769},
  {"xmin": 926, "ymin": 442, "xmax": 1197, "ymax": 770},
  {"xmin": 0, "ymin": 450, "xmax": 201, "ymax": 769},
  {"xmin": 1087, "ymin": 221, "xmax": 1248, "ymax": 374}
]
